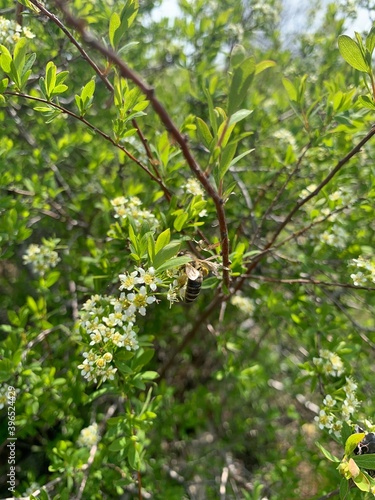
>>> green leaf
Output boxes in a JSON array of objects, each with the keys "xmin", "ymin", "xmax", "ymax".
[
  {"xmin": 0, "ymin": 359, "xmax": 13, "ymax": 382},
  {"xmin": 357, "ymin": 95, "xmax": 375, "ymax": 110},
  {"xmin": 17, "ymin": 0, "xmax": 40, "ymax": 11},
  {"xmin": 44, "ymin": 271, "xmax": 60, "ymax": 288},
  {"xmin": 219, "ymin": 141, "xmax": 237, "ymax": 179},
  {"xmin": 80, "ymin": 79, "xmax": 95, "ymax": 103},
  {"xmin": 120, "ymin": 0, "xmax": 139, "ymax": 29},
  {"xmin": 155, "ymin": 228, "xmax": 171, "ymax": 254},
  {"xmin": 141, "ymin": 370, "xmax": 159, "ymax": 380},
  {"xmin": 174, "ymin": 212, "xmax": 189, "ymax": 232},
  {"xmin": 229, "ymin": 148, "xmax": 254, "ymax": 168},
  {"xmin": 230, "ymin": 44, "xmax": 246, "ymax": 68},
  {"xmin": 227, "ymin": 56, "xmax": 256, "ymax": 116},
  {"xmin": 255, "ymin": 59, "xmax": 276, "ymax": 75},
  {"xmin": 338, "ymin": 35, "xmax": 369, "ymax": 72},
  {"xmin": 147, "ymin": 233, "xmax": 156, "ymax": 262},
  {"xmin": 203, "ymin": 86, "xmax": 218, "ymax": 135},
  {"xmin": 109, "ymin": 12, "xmax": 121, "ymax": 49},
  {"xmin": 111, "ymin": 0, "xmax": 139, "ymax": 49},
  {"xmin": 316, "ymin": 441, "xmax": 340, "ymax": 462},
  {"xmin": 153, "ymin": 241, "xmax": 181, "ymax": 269},
  {"xmin": 341, "ymin": 422, "xmax": 354, "ymax": 447},
  {"xmin": 353, "ymin": 454, "xmax": 375, "ymax": 469},
  {"xmin": 339, "ymin": 477, "xmax": 350, "ymax": 499},
  {"xmin": 24, "ymin": 52, "xmax": 36, "ymax": 75},
  {"xmin": 45, "ymin": 61, "xmax": 57, "ymax": 98},
  {"xmin": 75, "ymin": 95, "xmax": 83, "ymax": 114},
  {"xmin": 13, "ymin": 38, "xmax": 27, "ymax": 75},
  {"xmin": 366, "ymin": 26, "xmax": 375, "ymax": 55},
  {"xmin": 345, "ymin": 433, "xmax": 365, "ymax": 456},
  {"xmin": 127, "ymin": 442, "xmax": 139, "ymax": 469},
  {"xmin": 155, "ymin": 255, "xmax": 190, "ymax": 273},
  {"xmin": 228, "ymin": 109, "xmax": 253, "ymax": 126},
  {"xmin": 52, "ymin": 84, "xmax": 68, "ymax": 95},
  {"xmin": 282, "ymin": 77, "xmax": 298, "ymax": 102},
  {"xmin": 7, "ymin": 310, "xmax": 20, "ymax": 326},
  {"xmin": 0, "ymin": 45, "xmax": 12, "ymax": 73},
  {"xmin": 352, "ymin": 470, "xmax": 370, "ymax": 492},
  {"xmin": 196, "ymin": 117, "xmax": 213, "ymax": 149},
  {"xmin": 108, "ymin": 437, "xmax": 127, "ymax": 452},
  {"xmin": 131, "ymin": 349, "xmax": 155, "ymax": 371},
  {"xmin": 55, "ymin": 70, "xmax": 69, "ymax": 86}
]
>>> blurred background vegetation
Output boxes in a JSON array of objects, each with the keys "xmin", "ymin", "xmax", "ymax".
[{"xmin": 0, "ymin": 0, "xmax": 375, "ymax": 498}]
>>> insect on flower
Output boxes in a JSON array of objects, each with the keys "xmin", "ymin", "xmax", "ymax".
[{"xmin": 180, "ymin": 255, "xmax": 220, "ymax": 303}]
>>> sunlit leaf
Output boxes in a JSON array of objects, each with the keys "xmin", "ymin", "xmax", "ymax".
[{"xmin": 338, "ymin": 35, "xmax": 369, "ymax": 72}]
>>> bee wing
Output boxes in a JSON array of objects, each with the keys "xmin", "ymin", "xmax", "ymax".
[
  {"xmin": 185, "ymin": 263, "xmax": 201, "ymax": 280},
  {"xmin": 202, "ymin": 261, "xmax": 220, "ymax": 277}
]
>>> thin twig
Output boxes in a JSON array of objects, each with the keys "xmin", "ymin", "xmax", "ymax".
[{"xmin": 315, "ymin": 488, "xmax": 340, "ymax": 500}]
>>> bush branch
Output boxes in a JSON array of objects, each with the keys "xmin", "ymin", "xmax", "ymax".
[{"xmin": 52, "ymin": 0, "xmax": 230, "ymax": 287}]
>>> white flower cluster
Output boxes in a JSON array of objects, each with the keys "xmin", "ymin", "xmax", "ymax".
[
  {"xmin": 111, "ymin": 196, "xmax": 159, "ymax": 230},
  {"xmin": 350, "ymin": 255, "xmax": 375, "ymax": 287},
  {"xmin": 314, "ymin": 377, "xmax": 360, "ymax": 438},
  {"xmin": 78, "ymin": 267, "xmax": 159, "ymax": 384},
  {"xmin": 0, "ymin": 16, "xmax": 35, "ymax": 45},
  {"xmin": 273, "ymin": 128, "xmax": 297, "ymax": 150},
  {"xmin": 252, "ymin": 2, "xmax": 280, "ymax": 25},
  {"xmin": 183, "ymin": 178, "xmax": 208, "ymax": 218},
  {"xmin": 300, "ymin": 185, "xmax": 353, "ymax": 226},
  {"xmin": 320, "ymin": 224, "xmax": 348, "ymax": 249},
  {"xmin": 230, "ymin": 294, "xmax": 255, "ymax": 316},
  {"xmin": 77, "ymin": 422, "xmax": 99, "ymax": 448},
  {"xmin": 22, "ymin": 240, "xmax": 60, "ymax": 277},
  {"xmin": 185, "ymin": 178, "xmax": 205, "ymax": 197},
  {"xmin": 313, "ymin": 349, "xmax": 345, "ymax": 377}
]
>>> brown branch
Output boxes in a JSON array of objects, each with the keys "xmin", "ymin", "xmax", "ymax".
[{"xmin": 51, "ymin": 0, "xmax": 230, "ymax": 288}]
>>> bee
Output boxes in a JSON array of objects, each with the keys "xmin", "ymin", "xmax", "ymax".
[
  {"xmin": 181, "ymin": 256, "xmax": 220, "ymax": 303},
  {"xmin": 184, "ymin": 261, "xmax": 208, "ymax": 303}
]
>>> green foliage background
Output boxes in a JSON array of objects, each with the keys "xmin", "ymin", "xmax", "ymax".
[{"xmin": 0, "ymin": 0, "xmax": 375, "ymax": 498}]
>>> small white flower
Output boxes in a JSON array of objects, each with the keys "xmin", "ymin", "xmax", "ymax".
[
  {"xmin": 350, "ymin": 272, "xmax": 367, "ymax": 287},
  {"xmin": 89, "ymin": 330, "xmax": 102, "ymax": 345},
  {"xmin": 323, "ymin": 395, "xmax": 336, "ymax": 408},
  {"xmin": 77, "ymin": 423, "xmax": 99, "ymax": 448},
  {"xmin": 136, "ymin": 267, "xmax": 161, "ymax": 291},
  {"xmin": 314, "ymin": 409, "xmax": 333, "ymax": 430},
  {"xmin": 119, "ymin": 270, "xmax": 142, "ymax": 291}
]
